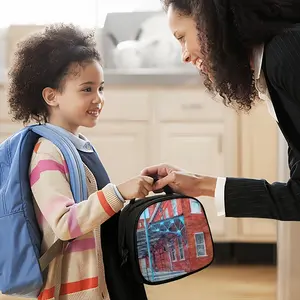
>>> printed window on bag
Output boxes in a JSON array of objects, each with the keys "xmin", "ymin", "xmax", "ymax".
[
  {"xmin": 178, "ymin": 237, "xmax": 185, "ymax": 260},
  {"xmin": 190, "ymin": 199, "xmax": 201, "ymax": 214},
  {"xmin": 169, "ymin": 244, "xmax": 177, "ymax": 262},
  {"xmin": 195, "ymin": 232, "xmax": 206, "ymax": 257}
]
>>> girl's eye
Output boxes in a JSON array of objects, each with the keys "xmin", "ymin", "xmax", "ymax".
[
  {"xmin": 83, "ymin": 87, "xmax": 92, "ymax": 92},
  {"xmin": 99, "ymin": 86, "xmax": 104, "ymax": 92}
]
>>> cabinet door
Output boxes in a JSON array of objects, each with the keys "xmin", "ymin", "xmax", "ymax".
[
  {"xmin": 238, "ymin": 102, "xmax": 278, "ymax": 242},
  {"xmin": 80, "ymin": 122, "xmax": 149, "ymax": 185},
  {"xmin": 157, "ymin": 122, "xmax": 234, "ymax": 241}
]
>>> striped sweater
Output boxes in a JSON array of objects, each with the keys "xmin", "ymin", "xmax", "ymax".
[{"xmin": 29, "ymin": 137, "xmax": 124, "ymax": 300}]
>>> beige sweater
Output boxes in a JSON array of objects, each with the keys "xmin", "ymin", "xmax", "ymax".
[{"xmin": 27, "ymin": 137, "xmax": 124, "ymax": 300}]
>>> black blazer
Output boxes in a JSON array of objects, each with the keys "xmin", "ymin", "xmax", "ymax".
[{"xmin": 225, "ymin": 24, "xmax": 300, "ymax": 221}]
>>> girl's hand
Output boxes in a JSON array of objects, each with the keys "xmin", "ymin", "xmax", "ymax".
[{"xmin": 117, "ymin": 175, "xmax": 154, "ymax": 200}]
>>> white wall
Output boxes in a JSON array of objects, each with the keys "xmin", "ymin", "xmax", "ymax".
[{"xmin": 0, "ymin": 0, "xmax": 162, "ymax": 28}]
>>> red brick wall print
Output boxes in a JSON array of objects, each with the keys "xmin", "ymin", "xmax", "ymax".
[{"xmin": 136, "ymin": 197, "xmax": 214, "ymax": 283}]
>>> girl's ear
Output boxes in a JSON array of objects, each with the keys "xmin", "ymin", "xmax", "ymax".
[{"xmin": 42, "ymin": 87, "xmax": 59, "ymax": 107}]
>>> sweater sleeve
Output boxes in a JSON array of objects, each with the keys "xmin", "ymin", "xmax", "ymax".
[{"xmin": 29, "ymin": 138, "xmax": 124, "ymax": 241}]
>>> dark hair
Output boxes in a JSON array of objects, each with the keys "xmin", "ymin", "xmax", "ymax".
[
  {"xmin": 8, "ymin": 23, "xmax": 101, "ymax": 124},
  {"xmin": 161, "ymin": 0, "xmax": 300, "ymax": 111}
]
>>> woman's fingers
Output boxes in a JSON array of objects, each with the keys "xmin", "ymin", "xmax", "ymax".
[
  {"xmin": 153, "ymin": 172, "xmax": 176, "ymax": 190},
  {"xmin": 140, "ymin": 165, "xmax": 160, "ymax": 176},
  {"xmin": 141, "ymin": 163, "xmax": 179, "ymax": 178}
]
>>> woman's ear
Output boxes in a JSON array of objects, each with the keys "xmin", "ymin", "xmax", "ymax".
[{"xmin": 42, "ymin": 87, "xmax": 59, "ymax": 107}]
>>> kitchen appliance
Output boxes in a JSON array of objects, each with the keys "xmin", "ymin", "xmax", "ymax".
[{"xmin": 101, "ymin": 11, "xmax": 181, "ymax": 70}]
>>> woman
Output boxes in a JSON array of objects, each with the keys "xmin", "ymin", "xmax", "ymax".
[{"xmin": 142, "ymin": 0, "xmax": 300, "ymax": 221}]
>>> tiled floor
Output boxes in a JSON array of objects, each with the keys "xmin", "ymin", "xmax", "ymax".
[{"xmin": 146, "ymin": 265, "xmax": 277, "ymax": 300}]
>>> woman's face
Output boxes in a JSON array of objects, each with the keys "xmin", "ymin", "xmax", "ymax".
[{"xmin": 167, "ymin": 4, "xmax": 204, "ymax": 72}]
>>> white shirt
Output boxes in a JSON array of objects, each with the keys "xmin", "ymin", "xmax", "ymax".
[{"xmin": 214, "ymin": 44, "xmax": 278, "ymax": 216}]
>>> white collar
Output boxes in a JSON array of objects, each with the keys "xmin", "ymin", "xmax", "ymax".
[
  {"xmin": 45, "ymin": 123, "xmax": 94, "ymax": 153},
  {"xmin": 252, "ymin": 44, "xmax": 278, "ymax": 121},
  {"xmin": 252, "ymin": 44, "xmax": 265, "ymax": 80},
  {"xmin": 252, "ymin": 44, "xmax": 269, "ymax": 94}
]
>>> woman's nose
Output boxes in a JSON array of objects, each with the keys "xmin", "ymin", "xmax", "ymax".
[{"xmin": 182, "ymin": 50, "xmax": 191, "ymax": 63}]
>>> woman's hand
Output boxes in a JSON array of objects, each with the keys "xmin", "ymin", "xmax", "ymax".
[{"xmin": 141, "ymin": 163, "xmax": 217, "ymax": 197}]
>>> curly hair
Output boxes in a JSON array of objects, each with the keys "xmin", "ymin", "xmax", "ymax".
[
  {"xmin": 8, "ymin": 23, "xmax": 101, "ymax": 124},
  {"xmin": 161, "ymin": 0, "xmax": 300, "ymax": 111}
]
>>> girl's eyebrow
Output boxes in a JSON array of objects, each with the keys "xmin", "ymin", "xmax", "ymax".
[
  {"xmin": 79, "ymin": 81, "xmax": 104, "ymax": 86},
  {"xmin": 79, "ymin": 81, "xmax": 95, "ymax": 86}
]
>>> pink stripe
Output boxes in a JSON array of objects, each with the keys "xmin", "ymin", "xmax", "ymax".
[
  {"xmin": 62, "ymin": 160, "xmax": 68, "ymax": 173},
  {"xmin": 42, "ymin": 195, "xmax": 74, "ymax": 219},
  {"xmin": 30, "ymin": 159, "xmax": 68, "ymax": 186},
  {"xmin": 68, "ymin": 206, "xmax": 82, "ymax": 238},
  {"xmin": 65, "ymin": 238, "xmax": 96, "ymax": 253}
]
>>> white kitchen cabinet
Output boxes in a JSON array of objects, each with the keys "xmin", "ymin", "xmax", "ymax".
[
  {"xmin": 151, "ymin": 88, "xmax": 238, "ymax": 241},
  {"xmin": 80, "ymin": 122, "xmax": 150, "ymax": 185},
  {"xmin": 154, "ymin": 88, "xmax": 224, "ymax": 122},
  {"xmin": 157, "ymin": 122, "xmax": 232, "ymax": 240},
  {"xmin": 100, "ymin": 88, "xmax": 151, "ymax": 122}
]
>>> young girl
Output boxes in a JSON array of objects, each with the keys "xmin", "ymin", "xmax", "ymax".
[{"xmin": 8, "ymin": 24, "xmax": 153, "ymax": 300}]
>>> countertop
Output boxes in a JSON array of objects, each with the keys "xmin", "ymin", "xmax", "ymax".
[{"xmin": 103, "ymin": 68, "xmax": 204, "ymax": 86}]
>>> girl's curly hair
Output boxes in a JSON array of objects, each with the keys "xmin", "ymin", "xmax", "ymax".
[
  {"xmin": 161, "ymin": 0, "xmax": 300, "ymax": 111},
  {"xmin": 8, "ymin": 23, "xmax": 101, "ymax": 124}
]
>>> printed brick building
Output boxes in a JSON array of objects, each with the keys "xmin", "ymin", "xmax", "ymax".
[{"xmin": 137, "ymin": 198, "xmax": 213, "ymax": 279}]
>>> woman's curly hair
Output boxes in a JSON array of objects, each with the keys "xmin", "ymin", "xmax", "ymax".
[
  {"xmin": 161, "ymin": 0, "xmax": 300, "ymax": 111},
  {"xmin": 8, "ymin": 23, "xmax": 101, "ymax": 124}
]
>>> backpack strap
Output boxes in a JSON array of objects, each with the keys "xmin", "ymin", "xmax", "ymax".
[
  {"xmin": 30, "ymin": 124, "xmax": 88, "ymax": 272},
  {"xmin": 31, "ymin": 124, "xmax": 88, "ymax": 203},
  {"xmin": 39, "ymin": 239, "xmax": 64, "ymax": 271}
]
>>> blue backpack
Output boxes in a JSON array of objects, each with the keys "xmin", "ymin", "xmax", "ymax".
[{"xmin": 0, "ymin": 124, "xmax": 88, "ymax": 297}]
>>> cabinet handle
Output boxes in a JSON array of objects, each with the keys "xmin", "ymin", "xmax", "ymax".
[{"xmin": 181, "ymin": 103, "xmax": 203, "ymax": 110}]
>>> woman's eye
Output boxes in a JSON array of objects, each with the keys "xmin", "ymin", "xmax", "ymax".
[{"xmin": 99, "ymin": 86, "xmax": 104, "ymax": 92}]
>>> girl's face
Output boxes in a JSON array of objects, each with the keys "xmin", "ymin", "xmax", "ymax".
[
  {"xmin": 167, "ymin": 4, "xmax": 207, "ymax": 74},
  {"xmin": 42, "ymin": 60, "xmax": 105, "ymax": 134}
]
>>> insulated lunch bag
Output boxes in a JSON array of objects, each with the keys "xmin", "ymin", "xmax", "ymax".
[{"xmin": 118, "ymin": 186, "xmax": 214, "ymax": 285}]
